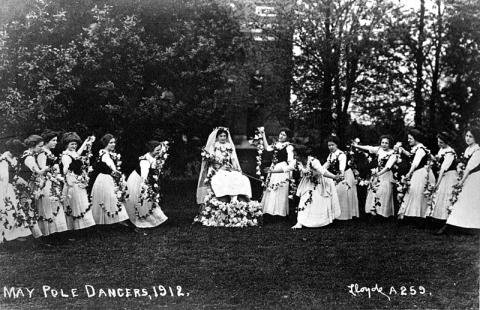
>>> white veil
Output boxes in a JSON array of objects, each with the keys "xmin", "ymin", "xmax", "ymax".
[{"xmin": 196, "ymin": 127, "xmax": 242, "ymax": 204}]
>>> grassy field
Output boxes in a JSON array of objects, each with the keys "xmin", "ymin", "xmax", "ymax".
[{"xmin": 0, "ymin": 180, "xmax": 478, "ymax": 309}]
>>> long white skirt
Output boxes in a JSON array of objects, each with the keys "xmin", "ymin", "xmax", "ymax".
[
  {"xmin": 365, "ymin": 171, "xmax": 395, "ymax": 217},
  {"xmin": 296, "ymin": 177, "xmax": 341, "ymax": 227},
  {"xmin": 447, "ymin": 171, "xmax": 480, "ymax": 229},
  {"xmin": 336, "ymin": 169, "xmax": 359, "ymax": 220},
  {"xmin": 62, "ymin": 174, "xmax": 96, "ymax": 230},
  {"xmin": 429, "ymin": 170, "xmax": 458, "ymax": 220},
  {"xmin": 211, "ymin": 169, "xmax": 252, "ymax": 198},
  {"xmin": 399, "ymin": 167, "xmax": 435, "ymax": 218},
  {"xmin": 36, "ymin": 179, "xmax": 68, "ymax": 235},
  {"xmin": 0, "ymin": 183, "xmax": 32, "ymax": 242},
  {"xmin": 91, "ymin": 173, "xmax": 129, "ymax": 225},
  {"xmin": 262, "ymin": 162, "xmax": 290, "ymax": 216},
  {"xmin": 125, "ymin": 171, "xmax": 168, "ymax": 228}
]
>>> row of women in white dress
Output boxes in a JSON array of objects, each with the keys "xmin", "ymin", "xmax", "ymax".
[
  {"xmin": 0, "ymin": 131, "xmax": 168, "ymax": 243},
  {"xmin": 257, "ymin": 128, "xmax": 359, "ymax": 228},
  {"xmin": 217, "ymin": 126, "xmax": 480, "ymax": 231},
  {"xmin": 353, "ymin": 128, "xmax": 480, "ymax": 231}
]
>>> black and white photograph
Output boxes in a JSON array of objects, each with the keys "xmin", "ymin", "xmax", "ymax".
[{"xmin": 0, "ymin": 0, "xmax": 479, "ymax": 309}]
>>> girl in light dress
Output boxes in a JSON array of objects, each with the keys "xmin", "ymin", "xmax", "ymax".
[
  {"xmin": 196, "ymin": 127, "xmax": 251, "ymax": 204},
  {"xmin": 352, "ymin": 135, "xmax": 397, "ymax": 218},
  {"xmin": 126, "ymin": 140, "xmax": 168, "ymax": 228},
  {"xmin": 291, "ymin": 148, "xmax": 341, "ymax": 229},
  {"xmin": 397, "ymin": 129, "xmax": 436, "ymax": 222},
  {"xmin": 61, "ymin": 132, "xmax": 96, "ymax": 230},
  {"xmin": 324, "ymin": 135, "xmax": 359, "ymax": 220},
  {"xmin": 16, "ymin": 135, "xmax": 47, "ymax": 238},
  {"xmin": 260, "ymin": 128, "xmax": 296, "ymax": 218},
  {"xmin": 90, "ymin": 134, "xmax": 130, "ymax": 225},
  {"xmin": 35, "ymin": 130, "xmax": 68, "ymax": 236},
  {"xmin": 437, "ymin": 127, "xmax": 480, "ymax": 234},
  {"xmin": 428, "ymin": 132, "xmax": 458, "ymax": 225},
  {"xmin": 0, "ymin": 139, "xmax": 32, "ymax": 243}
]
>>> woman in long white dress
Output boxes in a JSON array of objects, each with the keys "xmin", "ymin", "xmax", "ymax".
[
  {"xmin": 292, "ymin": 148, "xmax": 341, "ymax": 229},
  {"xmin": 196, "ymin": 127, "xmax": 251, "ymax": 204},
  {"xmin": 16, "ymin": 135, "xmax": 47, "ymax": 238},
  {"xmin": 61, "ymin": 132, "xmax": 96, "ymax": 230},
  {"xmin": 36, "ymin": 130, "xmax": 68, "ymax": 236},
  {"xmin": 126, "ymin": 140, "xmax": 168, "ymax": 228},
  {"xmin": 324, "ymin": 135, "xmax": 359, "ymax": 220},
  {"xmin": 428, "ymin": 132, "xmax": 458, "ymax": 223},
  {"xmin": 397, "ymin": 129, "xmax": 435, "ymax": 221},
  {"xmin": 260, "ymin": 128, "xmax": 295, "ymax": 218},
  {"xmin": 91, "ymin": 134, "xmax": 130, "ymax": 225},
  {"xmin": 437, "ymin": 128, "xmax": 480, "ymax": 233},
  {"xmin": 352, "ymin": 135, "xmax": 397, "ymax": 218},
  {"xmin": 0, "ymin": 140, "xmax": 32, "ymax": 242}
]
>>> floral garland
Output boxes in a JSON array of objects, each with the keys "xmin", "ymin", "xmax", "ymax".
[
  {"xmin": 64, "ymin": 202, "xmax": 92, "ymax": 219},
  {"xmin": 134, "ymin": 142, "xmax": 170, "ymax": 220},
  {"xmin": 297, "ymin": 158, "xmax": 319, "ymax": 213},
  {"xmin": 36, "ymin": 151, "xmax": 65, "ymax": 223},
  {"xmin": 397, "ymin": 144, "xmax": 433, "ymax": 219},
  {"xmin": 201, "ymin": 142, "xmax": 234, "ymax": 186},
  {"xmin": 248, "ymin": 127, "xmax": 266, "ymax": 186},
  {"xmin": 426, "ymin": 149, "xmax": 457, "ymax": 217},
  {"xmin": 95, "ymin": 150, "xmax": 128, "ymax": 218},
  {"xmin": 447, "ymin": 149, "xmax": 478, "ymax": 214},
  {"xmin": 12, "ymin": 151, "xmax": 42, "ymax": 227},
  {"xmin": 327, "ymin": 151, "xmax": 352, "ymax": 190}
]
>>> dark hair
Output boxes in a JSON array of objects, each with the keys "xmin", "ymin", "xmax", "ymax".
[
  {"xmin": 24, "ymin": 135, "xmax": 43, "ymax": 148},
  {"xmin": 62, "ymin": 132, "xmax": 82, "ymax": 147},
  {"xmin": 5, "ymin": 139, "xmax": 25, "ymax": 157},
  {"xmin": 146, "ymin": 140, "xmax": 162, "ymax": 153},
  {"xmin": 216, "ymin": 128, "xmax": 229, "ymax": 138},
  {"xmin": 437, "ymin": 131, "xmax": 453, "ymax": 146},
  {"xmin": 408, "ymin": 128, "xmax": 423, "ymax": 142},
  {"xmin": 326, "ymin": 134, "xmax": 340, "ymax": 146},
  {"xmin": 41, "ymin": 129, "xmax": 58, "ymax": 144},
  {"xmin": 279, "ymin": 127, "xmax": 292, "ymax": 139},
  {"xmin": 100, "ymin": 134, "xmax": 115, "ymax": 147},
  {"xmin": 465, "ymin": 127, "xmax": 480, "ymax": 142},
  {"xmin": 295, "ymin": 146, "xmax": 313, "ymax": 160},
  {"xmin": 379, "ymin": 135, "xmax": 393, "ymax": 147}
]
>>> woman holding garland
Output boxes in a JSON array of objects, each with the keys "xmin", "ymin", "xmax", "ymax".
[
  {"xmin": 16, "ymin": 135, "xmax": 47, "ymax": 238},
  {"xmin": 61, "ymin": 132, "xmax": 96, "ymax": 230},
  {"xmin": 126, "ymin": 140, "xmax": 168, "ymax": 228},
  {"xmin": 260, "ymin": 127, "xmax": 295, "ymax": 218},
  {"xmin": 292, "ymin": 147, "xmax": 341, "ymax": 229},
  {"xmin": 397, "ymin": 129, "xmax": 435, "ymax": 220},
  {"xmin": 352, "ymin": 135, "xmax": 397, "ymax": 218},
  {"xmin": 90, "ymin": 134, "xmax": 130, "ymax": 225},
  {"xmin": 437, "ymin": 127, "xmax": 480, "ymax": 233},
  {"xmin": 323, "ymin": 135, "xmax": 359, "ymax": 220},
  {"xmin": 196, "ymin": 127, "xmax": 251, "ymax": 204},
  {"xmin": 428, "ymin": 132, "xmax": 458, "ymax": 223},
  {"xmin": 36, "ymin": 130, "xmax": 68, "ymax": 236},
  {"xmin": 0, "ymin": 139, "xmax": 32, "ymax": 242}
]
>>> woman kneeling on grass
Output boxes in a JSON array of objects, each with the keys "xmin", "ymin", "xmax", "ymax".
[{"xmin": 292, "ymin": 147, "xmax": 342, "ymax": 229}]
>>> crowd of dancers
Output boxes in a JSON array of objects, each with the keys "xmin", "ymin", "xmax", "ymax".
[
  {"xmin": 1, "ymin": 125, "xmax": 479, "ymax": 244},
  {"xmin": 0, "ymin": 131, "xmax": 168, "ymax": 244},
  {"xmin": 196, "ymin": 126, "xmax": 480, "ymax": 233}
]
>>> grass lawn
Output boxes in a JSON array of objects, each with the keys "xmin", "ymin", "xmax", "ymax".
[{"xmin": 0, "ymin": 180, "xmax": 478, "ymax": 309}]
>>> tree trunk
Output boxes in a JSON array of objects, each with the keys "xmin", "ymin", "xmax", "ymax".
[
  {"xmin": 414, "ymin": 0, "xmax": 426, "ymax": 128},
  {"xmin": 321, "ymin": 0, "xmax": 334, "ymax": 140},
  {"xmin": 429, "ymin": 0, "xmax": 443, "ymax": 131}
]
